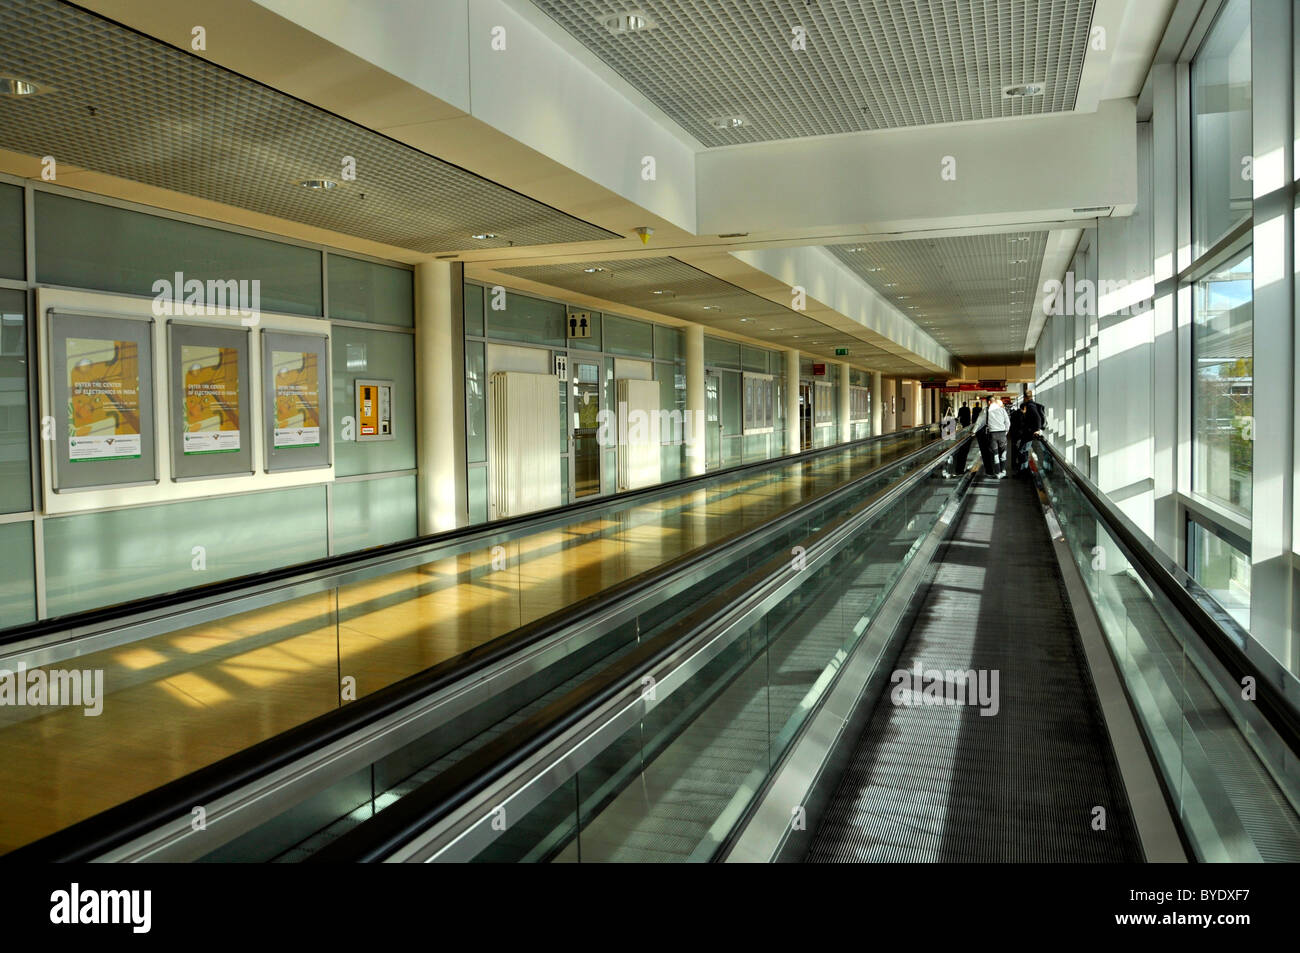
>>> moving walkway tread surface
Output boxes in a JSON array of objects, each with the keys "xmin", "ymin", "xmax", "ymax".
[{"xmin": 805, "ymin": 476, "xmax": 1143, "ymax": 863}]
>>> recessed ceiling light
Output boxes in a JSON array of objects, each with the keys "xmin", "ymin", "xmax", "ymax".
[
  {"xmin": 1009, "ymin": 259, "xmax": 1028, "ymax": 264},
  {"xmin": 739, "ymin": 318, "xmax": 750, "ymax": 322},
  {"xmin": 601, "ymin": 10, "xmax": 656, "ymax": 33},
  {"xmin": 701, "ymin": 305, "xmax": 720, "ymax": 311},
  {"xmin": 1003, "ymin": 83, "xmax": 1046, "ymax": 98},
  {"xmin": 885, "ymin": 282, "xmax": 898, "ymax": 288},
  {"xmin": 711, "ymin": 116, "xmax": 746, "ymax": 130},
  {"xmin": 847, "ymin": 246, "xmax": 864, "ymax": 253},
  {"xmin": 298, "ymin": 178, "xmax": 337, "ymax": 190},
  {"xmin": 472, "ymin": 233, "xmax": 497, "ymax": 240},
  {"xmin": 0, "ymin": 76, "xmax": 50, "ymax": 97},
  {"xmin": 583, "ymin": 267, "xmax": 606, "ymax": 273},
  {"xmin": 1008, "ymin": 236, "xmax": 1029, "ymax": 243}
]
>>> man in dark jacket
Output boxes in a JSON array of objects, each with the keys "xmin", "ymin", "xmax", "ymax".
[
  {"xmin": 1008, "ymin": 401, "xmax": 1024, "ymax": 474},
  {"xmin": 1023, "ymin": 390, "xmax": 1046, "ymax": 433},
  {"xmin": 957, "ymin": 401, "xmax": 972, "ymax": 428}
]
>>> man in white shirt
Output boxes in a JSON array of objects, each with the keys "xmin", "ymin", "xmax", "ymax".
[{"xmin": 972, "ymin": 396, "xmax": 1012, "ymax": 479}]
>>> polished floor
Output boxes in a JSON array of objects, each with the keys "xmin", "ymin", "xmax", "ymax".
[{"xmin": 0, "ymin": 433, "xmax": 934, "ymax": 853}]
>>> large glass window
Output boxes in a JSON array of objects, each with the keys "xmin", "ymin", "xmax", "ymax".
[
  {"xmin": 1188, "ymin": 516, "xmax": 1251, "ymax": 630},
  {"xmin": 0, "ymin": 289, "xmax": 31, "ymax": 513},
  {"xmin": 1192, "ymin": 250, "xmax": 1252, "ymax": 513},
  {"xmin": 0, "ymin": 182, "xmax": 22, "ymax": 280},
  {"xmin": 1191, "ymin": 0, "xmax": 1251, "ymax": 255}
]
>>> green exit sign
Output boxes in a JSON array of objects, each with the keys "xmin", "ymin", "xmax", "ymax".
[{"xmin": 834, "ymin": 347, "xmax": 849, "ymax": 356}]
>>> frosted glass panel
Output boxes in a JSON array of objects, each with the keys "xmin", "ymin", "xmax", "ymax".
[
  {"xmin": 0, "ymin": 289, "xmax": 31, "ymax": 513},
  {"xmin": 0, "ymin": 182, "xmax": 21, "ymax": 280},
  {"xmin": 0, "ymin": 521, "xmax": 35, "ymax": 628},
  {"xmin": 464, "ymin": 283, "xmax": 484, "ymax": 337},
  {"xmin": 488, "ymin": 292, "xmax": 565, "ymax": 346},
  {"xmin": 603, "ymin": 314, "xmax": 653, "ymax": 357},
  {"xmin": 328, "ymin": 254, "xmax": 413, "ymax": 327},
  {"xmin": 35, "ymin": 191, "xmax": 322, "ymax": 316},
  {"xmin": 706, "ymin": 337, "xmax": 741, "ymax": 369},
  {"xmin": 466, "ymin": 340, "xmax": 486, "ymax": 464},
  {"xmin": 332, "ymin": 475, "xmax": 417, "ymax": 554},
  {"xmin": 44, "ymin": 486, "xmax": 328, "ymax": 617},
  {"xmin": 468, "ymin": 465, "xmax": 487, "ymax": 524},
  {"xmin": 331, "ymin": 325, "xmax": 416, "ymax": 476},
  {"xmin": 654, "ymin": 325, "xmax": 682, "ymax": 361}
]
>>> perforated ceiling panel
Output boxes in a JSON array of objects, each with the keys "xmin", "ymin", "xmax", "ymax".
[
  {"xmin": 828, "ymin": 232, "xmax": 1050, "ymax": 364},
  {"xmin": 501, "ymin": 257, "xmax": 932, "ymax": 374},
  {"xmin": 530, "ymin": 0, "xmax": 1096, "ymax": 146},
  {"xmin": 0, "ymin": 0, "xmax": 616, "ymax": 253}
]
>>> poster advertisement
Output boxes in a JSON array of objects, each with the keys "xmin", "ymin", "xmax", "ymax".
[
  {"xmin": 67, "ymin": 337, "xmax": 143, "ymax": 462},
  {"xmin": 272, "ymin": 349, "xmax": 321, "ymax": 448},
  {"xmin": 182, "ymin": 344, "xmax": 241, "ymax": 454}
]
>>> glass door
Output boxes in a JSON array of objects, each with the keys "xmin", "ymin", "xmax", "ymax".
[
  {"xmin": 571, "ymin": 361, "xmax": 601, "ymax": 498},
  {"xmin": 705, "ymin": 372, "xmax": 721, "ymax": 471},
  {"xmin": 799, "ymin": 382, "xmax": 813, "ymax": 451}
]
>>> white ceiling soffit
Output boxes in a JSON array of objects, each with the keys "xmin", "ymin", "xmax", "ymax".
[
  {"xmin": 0, "ymin": 0, "xmax": 617, "ymax": 253},
  {"xmin": 1024, "ymin": 228, "xmax": 1085, "ymax": 355},
  {"xmin": 496, "ymin": 257, "xmax": 930, "ymax": 374},
  {"xmin": 528, "ymin": 0, "xmax": 1095, "ymax": 146},
  {"xmin": 827, "ymin": 231, "xmax": 1051, "ymax": 365}
]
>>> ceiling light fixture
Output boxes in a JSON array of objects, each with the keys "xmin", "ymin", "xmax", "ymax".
[
  {"xmin": 1003, "ymin": 83, "xmax": 1046, "ymax": 98},
  {"xmin": 298, "ymin": 179, "xmax": 337, "ymax": 190},
  {"xmin": 600, "ymin": 10, "xmax": 656, "ymax": 34},
  {"xmin": 711, "ymin": 116, "xmax": 746, "ymax": 130},
  {"xmin": 472, "ymin": 233, "xmax": 497, "ymax": 240},
  {"xmin": 582, "ymin": 267, "xmax": 606, "ymax": 273},
  {"xmin": 0, "ymin": 76, "xmax": 49, "ymax": 97}
]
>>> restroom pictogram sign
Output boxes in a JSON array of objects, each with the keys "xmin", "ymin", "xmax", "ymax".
[{"xmin": 567, "ymin": 311, "xmax": 592, "ymax": 338}]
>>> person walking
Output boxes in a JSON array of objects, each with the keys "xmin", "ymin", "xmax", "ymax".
[
  {"xmin": 971, "ymin": 397, "xmax": 994, "ymax": 476},
  {"xmin": 957, "ymin": 400, "xmax": 972, "ymax": 429},
  {"xmin": 1008, "ymin": 399, "xmax": 1024, "ymax": 477},
  {"xmin": 940, "ymin": 404, "xmax": 959, "ymax": 476},
  {"xmin": 986, "ymin": 396, "xmax": 1011, "ymax": 478}
]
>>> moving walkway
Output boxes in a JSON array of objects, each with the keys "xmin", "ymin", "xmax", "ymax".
[
  {"xmin": 291, "ymin": 438, "xmax": 1300, "ymax": 863},
  {"xmin": 0, "ymin": 424, "xmax": 948, "ymax": 860}
]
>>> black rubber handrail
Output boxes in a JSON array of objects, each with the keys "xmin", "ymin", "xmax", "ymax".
[
  {"xmin": 1034, "ymin": 439, "xmax": 1300, "ymax": 753},
  {"xmin": 305, "ymin": 436, "xmax": 968, "ymax": 862},
  {"xmin": 1, "ymin": 424, "xmax": 936, "ymax": 648},
  {"xmin": 1, "ymin": 429, "xmax": 950, "ymax": 863}
]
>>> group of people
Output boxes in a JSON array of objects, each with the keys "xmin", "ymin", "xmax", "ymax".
[{"xmin": 939, "ymin": 390, "xmax": 1045, "ymax": 480}]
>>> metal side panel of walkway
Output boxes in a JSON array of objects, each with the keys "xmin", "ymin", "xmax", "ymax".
[{"xmin": 806, "ymin": 475, "xmax": 1144, "ymax": 863}]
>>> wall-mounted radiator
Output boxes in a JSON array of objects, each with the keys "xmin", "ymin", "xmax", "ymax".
[
  {"xmin": 616, "ymin": 378, "xmax": 662, "ymax": 491},
  {"xmin": 489, "ymin": 371, "xmax": 561, "ymax": 519}
]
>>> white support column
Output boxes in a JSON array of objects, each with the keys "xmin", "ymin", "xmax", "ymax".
[
  {"xmin": 785, "ymin": 348, "xmax": 800, "ymax": 454},
  {"xmin": 1150, "ymin": 63, "xmax": 1180, "ymax": 557},
  {"xmin": 882, "ymin": 378, "xmax": 897, "ymax": 433},
  {"xmin": 870, "ymin": 371, "xmax": 882, "ymax": 436},
  {"xmin": 838, "ymin": 362, "xmax": 851, "ymax": 443},
  {"xmin": 1249, "ymin": 0, "xmax": 1295, "ymax": 668},
  {"xmin": 415, "ymin": 260, "xmax": 466, "ymax": 533},
  {"xmin": 685, "ymin": 324, "xmax": 706, "ymax": 475}
]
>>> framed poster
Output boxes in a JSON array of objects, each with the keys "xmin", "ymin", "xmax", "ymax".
[
  {"xmin": 169, "ymin": 323, "xmax": 253, "ymax": 480},
  {"xmin": 48, "ymin": 311, "xmax": 157, "ymax": 491},
  {"xmin": 262, "ymin": 330, "xmax": 330, "ymax": 472}
]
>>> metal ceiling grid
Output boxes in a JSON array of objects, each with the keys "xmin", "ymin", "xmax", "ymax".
[
  {"xmin": 828, "ymin": 231, "xmax": 1050, "ymax": 364},
  {"xmin": 530, "ymin": 0, "xmax": 1096, "ymax": 146},
  {"xmin": 0, "ymin": 0, "xmax": 616, "ymax": 253},
  {"xmin": 499, "ymin": 256, "xmax": 927, "ymax": 372}
]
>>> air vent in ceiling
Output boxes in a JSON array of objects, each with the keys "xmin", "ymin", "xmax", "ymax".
[{"xmin": 1071, "ymin": 206, "xmax": 1113, "ymax": 214}]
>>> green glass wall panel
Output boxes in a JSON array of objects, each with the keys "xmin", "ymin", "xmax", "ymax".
[
  {"xmin": 0, "ymin": 289, "xmax": 31, "ymax": 513},
  {"xmin": 706, "ymin": 337, "xmax": 741, "ymax": 369},
  {"xmin": 464, "ymin": 283, "xmax": 485, "ymax": 337},
  {"xmin": 331, "ymin": 325, "xmax": 416, "ymax": 477},
  {"xmin": 468, "ymin": 465, "xmax": 487, "ymax": 524},
  {"xmin": 35, "ymin": 191, "xmax": 322, "ymax": 316},
  {"xmin": 654, "ymin": 325, "xmax": 682, "ymax": 361},
  {"xmin": 44, "ymin": 486, "xmax": 328, "ymax": 617},
  {"xmin": 603, "ymin": 314, "xmax": 653, "ymax": 357},
  {"xmin": 0, "ymin": 183, "xmax": 22, "ymax": 280},
  {"xmin": 487, "ymin": 291, "xmax": 565, "ymax": 346},
  {"xmin": 741, "ymin": 346, "xmax": 769, "ymax": 373},
  {"xmin": 0, "ymin": 521, "xmax": 35, "ymax": 628},
  {"xmin": 466, "ymin": 340, "xmax": 486, "ymax": 464},
  {"xmin": 328, "ymin": 254, "xmax": 413, "ymax": 327},
  {"xmin": 332, "ymin": 476, "xmax": 417, "ymax": 554}
]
